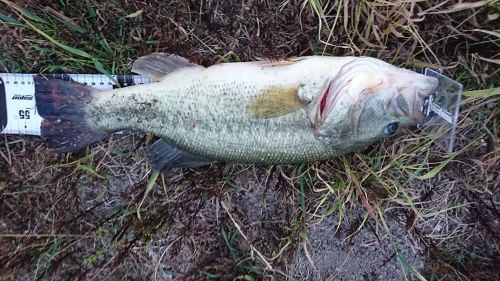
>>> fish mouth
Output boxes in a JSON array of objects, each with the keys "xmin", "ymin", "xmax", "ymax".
[{"xmin": 389, "ymin": 76, "xmax": 439, "ymax": 123}]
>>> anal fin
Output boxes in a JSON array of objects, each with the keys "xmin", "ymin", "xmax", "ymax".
[{"xmin": 147, "ymin": 139, "xmax": 214, "ymax": 170}]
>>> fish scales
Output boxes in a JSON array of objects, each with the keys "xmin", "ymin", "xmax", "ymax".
[
  {"xmin": 88, "ymin": 57, "xmax": 352, "ymax": 164},
  {"xmin": 34, "ymin": 54, "xmax": 439, "ymax": 168}
]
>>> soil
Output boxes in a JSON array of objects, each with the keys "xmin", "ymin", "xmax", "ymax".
[{"xmin": 287, "ymin": 210, "xmax": 424, "ymax": 281}]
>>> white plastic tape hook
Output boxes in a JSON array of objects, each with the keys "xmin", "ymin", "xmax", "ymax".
[{"xmin": 419, "ymin": 69, "xmax": 463, "ymax": 153}]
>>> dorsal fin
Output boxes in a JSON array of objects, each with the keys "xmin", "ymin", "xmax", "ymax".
[
  {"xmin": 131, "ymin": 53, "xmax": 201, "ymax": 81},
  {"xmin": 246, "ymin": 85, "xmax": 305, "ymax": 119},
  {"xmin": 252, "ymin": 57, "xmax": 305, "ymax": 68}
]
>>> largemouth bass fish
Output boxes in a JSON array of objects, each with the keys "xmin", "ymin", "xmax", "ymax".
[{"xmin": 34, "ymin": 53, "xmax": 438, "ymax": 170}]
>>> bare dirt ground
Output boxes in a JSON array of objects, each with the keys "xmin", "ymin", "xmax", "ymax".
[{"xmin": 1, "ymin": 1, "xmax": 499, "ymax": 280}]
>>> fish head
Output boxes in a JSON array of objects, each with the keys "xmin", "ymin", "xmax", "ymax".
[{"xmin": 315, "ymin": 57, "xmax": 439, "ymax": 147}]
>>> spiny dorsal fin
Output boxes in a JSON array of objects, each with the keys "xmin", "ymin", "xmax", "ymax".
[
  {"xmin": 132, "ymin": 53, "xmax": 201, "ymax": 81},
  {"xmin": 253, "ymin": 57, "xmax": 304, "ymax": 68},
  {"xmin": 246, "ymin": 85, "xmax": 304, "ymax": 119}
]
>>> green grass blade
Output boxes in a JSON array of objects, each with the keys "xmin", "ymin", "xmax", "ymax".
[
  {"xmin": 421, "ymin": 203, "xmax": 467, "ymax": 218},
  {"xmin": 417, "ymin": 139, "xmax": 478, "ymax": 180},
  {"xmin": 0, "ymin": 12, "xmax": 22, "ymax": 25},
  {"xmin": 46, "ymin": 12, "xmax": 86, "ymax": 33},
  {"xmin": 77, "ymin": 163, "xmax": 105, "ymax": 179},
  {"xmin": 24, "ymin": 19, "xmax": 93, "ymax": 58},
  {"xmin": 397, "ymin": 252, "xmax": 428, "ymax": 281},
  {"xmin": 136, "ymin": 170, "xmax": 160, "ymax": 220},
  {"xmin": 93, "ymin": 59, "xmax": 115, "ymax": 79},
  {"xmin": 124, "ymin": 9, "xmax": 143, "ymax": 18},
  {"xmin": 463, "ymin": 87, "xmax": 500, "ymax": 97},
  {"xmin": 221, "ymin": 228, "xmax": 237, "ymax": 259},
  {"xmin": 201, "ymin": 271, "xmax": 221, "ymax": 279},
  {"xmin": 20, "ymin": 16, "xmax": 113, "ymax": 76},
  {"xmin": 19, "ymin": 7, "xmax": 48, "ymax": 24}
]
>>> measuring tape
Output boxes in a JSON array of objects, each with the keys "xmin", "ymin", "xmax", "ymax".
[{"xmin": 0, "ymin": 73, "xmax": 152, "ymax": 136}]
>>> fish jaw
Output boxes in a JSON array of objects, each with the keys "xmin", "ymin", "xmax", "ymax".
[{"xmin": 386, "ymin": 72, "xmax": 439, "ymax": 124}]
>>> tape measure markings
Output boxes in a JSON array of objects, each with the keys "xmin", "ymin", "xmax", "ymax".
[{"xmin": 0, "ymin": 73, "xmax": 152, "ymax": 136}]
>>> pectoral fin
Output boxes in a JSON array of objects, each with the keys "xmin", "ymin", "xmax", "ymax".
[
  {"xmin": 132, "ymin": 53, "xmax": 202, "ymax": 81},
  {"xmin": 246, "ymin": 85, "xmax": 305, "ymax": 119},
  {"xmin": 147, "ymin": 139, "xmax": 214, "ymax": 170}
]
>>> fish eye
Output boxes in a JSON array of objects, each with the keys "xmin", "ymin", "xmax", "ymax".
[{"xmin": 384, "ymin": 122, "xmax": 399, "ymax": 136}]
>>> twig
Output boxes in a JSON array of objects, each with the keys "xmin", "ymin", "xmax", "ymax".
[{"xmin": 220, "ymin": 200, "xmax": 273, "ymax": 270}]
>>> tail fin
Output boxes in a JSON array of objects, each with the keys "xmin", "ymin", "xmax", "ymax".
[{"xmin": 34, "ymin": 75, "xmax": 107, "ymax": 152}]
